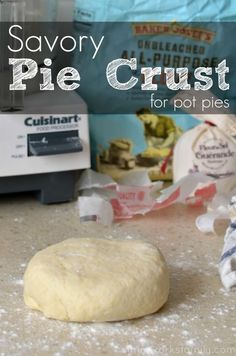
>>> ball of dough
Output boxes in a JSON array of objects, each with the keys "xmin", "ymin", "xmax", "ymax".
[{"xmin": 24, "ymin": 238, "xmax": 169, "ymax": 322}]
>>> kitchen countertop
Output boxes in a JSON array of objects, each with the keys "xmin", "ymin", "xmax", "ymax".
[{"xmin": 0, "ymin": 194, "xmax": 235, "ymax": 356}]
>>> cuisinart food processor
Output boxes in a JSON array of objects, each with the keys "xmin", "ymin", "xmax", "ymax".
[{"xmin": 0, "ymin": 0, "xmax": 90, "ymax": 203}]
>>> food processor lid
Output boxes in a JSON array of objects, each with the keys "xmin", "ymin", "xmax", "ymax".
[{"xmin": 0, "ymin": 0, "xmax": 58, "ymax": 111}]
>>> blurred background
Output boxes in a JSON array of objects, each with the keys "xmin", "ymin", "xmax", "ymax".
[{"xmin": 58, "ymin": 0, "xmax": 74, "ymax": 21}]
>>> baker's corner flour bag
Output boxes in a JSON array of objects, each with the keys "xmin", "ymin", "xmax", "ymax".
[{"xmin": 73, "ymin": 0, "xmax": 236, "ymax": 181}]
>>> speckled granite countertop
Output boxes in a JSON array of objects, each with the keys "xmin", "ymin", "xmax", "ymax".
[{"xmin": 0, "ymin": 195, "xmax": 235, "ymax": 356}]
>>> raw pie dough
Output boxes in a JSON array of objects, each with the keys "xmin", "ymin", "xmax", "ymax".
[{"xmin": 24, "ymin": 238, "xmax": 169, "ymax": 322}]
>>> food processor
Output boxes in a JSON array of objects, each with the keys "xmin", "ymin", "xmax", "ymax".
[{"xmin": 0, "ymin": 0, "xmax": 90, "ymax": 203}]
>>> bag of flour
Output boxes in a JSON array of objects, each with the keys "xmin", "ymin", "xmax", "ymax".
[
  {"xmin": 173, "ymin": 91, "xmax": 236, "ymax": 181},
  {"xmin": 173, "ymin": 120, "xmax": 236, "ymax": 182},
  {"xmin": 73, "ymin": 0, "xmax": 236, "ymax": 182}
]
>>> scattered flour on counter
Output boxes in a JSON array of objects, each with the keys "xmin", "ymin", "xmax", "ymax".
[
  {"xmin": 125, "ymin": 344, "xmax": 135, "ymax": 352},
  {"xmin": 61, "ymin": 342, "xmax": 74, "ymax": 350},
  {"xmin": 142, "ymin": 346, "xmax": 157, "ymax": 355},
  {"xmin": 219, "ymin": 288, "xmax": 231, "ymax": 297},
  {"xmin": 14, "ymin": 279, "xmax": 23, "ymax": 286},
  {"xmin": 0, "ymin": 287, "xmax": 234, "ymax": 356},
  {"xmin": 185, "ymin": 339, "xmax": 196, "ymax": 346},
  {"xmin": 139, "ymin": 337, "xmax": 148, "ymax": 345},
  {"xmin": 14, "ymin": 217, "xmax": 24, "ymax": 223},
  {"xmin": 212, "ymin": 304, "xmax": 230, "ymax": 316},
  {"xmin": 178, "ymin": 303, "xmax": 193, "ymax": 311},
  {"xmin": 67, "ymin": 321, "xmax": 169, "ymax": 355},
  {"xmin": 160, "ymin": 314, "xmax": 180, "ymax": 325}
]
